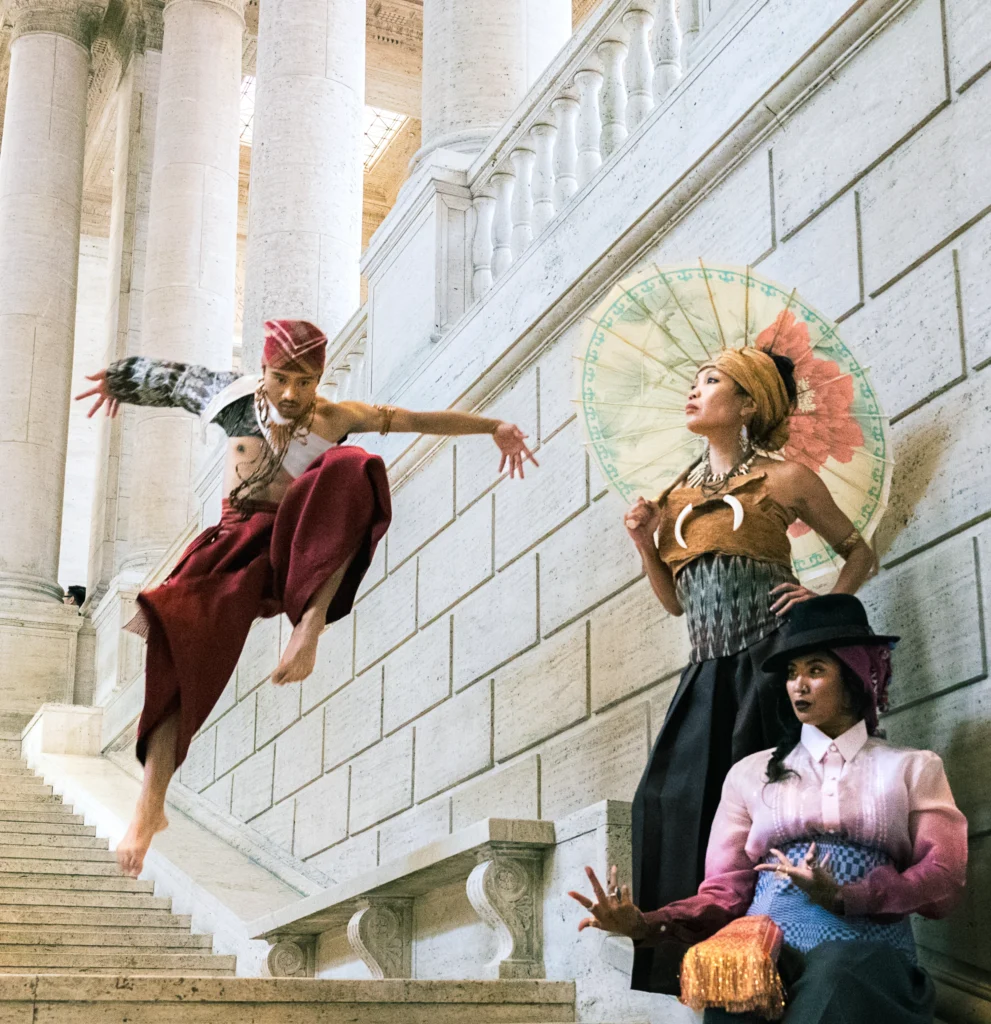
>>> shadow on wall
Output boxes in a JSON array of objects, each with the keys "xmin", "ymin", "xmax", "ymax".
[{"xmin": 873, "ymin": 420, "xmax": 949, "ymax": 562}]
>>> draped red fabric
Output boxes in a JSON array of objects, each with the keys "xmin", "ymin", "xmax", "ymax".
[{"xmin": 132, "ymin": 446, "xmax": 391, "ymax": 766}]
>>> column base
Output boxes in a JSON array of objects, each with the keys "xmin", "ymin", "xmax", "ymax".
[
  {"xmin": 0, "ymin": 572, "xmax": 66, "ymax": 603},
  {"xmin": 410, "ymin": 126, "xmax": 504, "ymax": 172},
  {"xmin": 0, "ymin": 599, "xmax": 84, "ymax": 719}
]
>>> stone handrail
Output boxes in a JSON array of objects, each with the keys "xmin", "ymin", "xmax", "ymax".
[
  {"xmin": 466, "ymin": 0, "xmax": 682, "ymax": 302},
  {"xmin": 249, "ymin": 818, "xmax": 555, "ymax": 981}
]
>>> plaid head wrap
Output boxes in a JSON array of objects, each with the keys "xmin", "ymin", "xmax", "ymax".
[
  {"xmin": 833, "ymin": 643, "xmax": 895, "ymax": 735},
  {"xmin": 262, "ymin": 319, "xmax": 327, "ymax": 373},
  {"xmin": 705, "ymin": 348, "xmax": 793, "ymax": 451}
]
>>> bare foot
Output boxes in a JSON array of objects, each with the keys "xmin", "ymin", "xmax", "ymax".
[
  {"xmin": 272, "ymin": 617, "xmax": 321, "ymax": 685},
  {"xmin": 116, "ymin": 807, "xmax": 169, "ymax": 878}
]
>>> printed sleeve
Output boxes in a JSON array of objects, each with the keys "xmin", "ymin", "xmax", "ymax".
[{"xmin": 105, "ymin": 357, "xmax": 239, "ymax": 416}]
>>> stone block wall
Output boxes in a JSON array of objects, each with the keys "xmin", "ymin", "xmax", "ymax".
[{"xmin": 155, "ymin": 0, "xmax": 989, "ymax": 1011}]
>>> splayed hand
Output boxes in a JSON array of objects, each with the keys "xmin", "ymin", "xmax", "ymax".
[
  {"xmin": 75, "ymin": 370, "xmax": 120, "ymax": 418},
  {"xmin": 493, "ymin": 422, "xmax": 539, "ymax": 479}
]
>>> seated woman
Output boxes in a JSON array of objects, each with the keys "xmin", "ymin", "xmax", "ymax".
[{"xmin": 569, "ymin": 595, "xmax": 968, "ymax": 1023}]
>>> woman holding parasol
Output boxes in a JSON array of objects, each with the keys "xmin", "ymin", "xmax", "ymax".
[{"xmin": 576, "ymin": 263, "xmax": 891, "ymax": 994}]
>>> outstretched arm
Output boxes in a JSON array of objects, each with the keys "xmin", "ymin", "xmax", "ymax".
[
  {"xmin": 75, "ymin": 357, "xmax": 239, "ymax": 419},
  {"xmin": 336, "ymin": 401, "xmax": 539, "ymax": 479}
]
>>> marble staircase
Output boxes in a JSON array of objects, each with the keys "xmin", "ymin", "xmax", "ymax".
[
  {"xmin": 0, "ymin": 754, "xmax": 236, "ymax": 976},
  {"xmin": 0, "ymin": 751, "xmax": 578, "ymax": 1022}
]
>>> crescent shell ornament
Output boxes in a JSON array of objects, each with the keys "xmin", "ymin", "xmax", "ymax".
[
  {"xmin": 674, "ymin": 495, "xmax": 745, "ymax": 549},
  {"xmin": 724, "ymin": 494, "xmax": 744, "ymax": 532},
  {"xmin": 674, "ymin": 503, "xmax": 693, "ymax": 549}
]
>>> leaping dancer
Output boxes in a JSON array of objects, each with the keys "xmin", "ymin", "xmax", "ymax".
[{"xmin": 77, "ymin": 319, "xmax": 537, "ymax": 877}]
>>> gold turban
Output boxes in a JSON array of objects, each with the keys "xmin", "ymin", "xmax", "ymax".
[{"xmin": 706, "ymin": 348, "xmax": 793, "ymax": 451}]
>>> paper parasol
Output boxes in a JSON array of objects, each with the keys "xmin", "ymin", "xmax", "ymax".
[{"xmin": 576, "ymin": 262, "xmax": 892, "ymax": 583}]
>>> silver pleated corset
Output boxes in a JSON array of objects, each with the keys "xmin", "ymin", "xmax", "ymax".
[{"xmin": 675, "ymin": 553, "xmax": 797, "ymax": 663}]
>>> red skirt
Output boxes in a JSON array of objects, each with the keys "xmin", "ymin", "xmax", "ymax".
[{"xmin": 132, "ymin": 446, "xmax": 392, "ymax": 766}]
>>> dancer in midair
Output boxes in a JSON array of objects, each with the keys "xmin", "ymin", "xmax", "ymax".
[
  {"xmin": 622, "ymin": 347, "xmax": 876, "ymax": 993},
  {"xmin": 77, "ymin": 319, "xmax": 537, "ymax": 876},
  {"xmin": 570, "ymin": 596, "xmax": 967, "ymax": 1023}
]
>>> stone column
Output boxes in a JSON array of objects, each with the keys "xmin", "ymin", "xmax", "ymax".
[
  {"xmin": 416, "ymin": 0, "xmax": 573, "ymax": 164},
  {"xmin": 240, "ymin": 0, "xmax": 365, "ymax": 370},
  {"xmin": 123, "ymin": 0, "xmax": 244, "ymax": 573},
  {"xmin": 87, "ymin": 2, "xmax": 164, "ymax": 603},
  {"xmin": 0, "ymin": 0, "xmax": 99, "ymax": 602}
]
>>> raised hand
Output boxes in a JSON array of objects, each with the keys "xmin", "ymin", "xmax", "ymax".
[
  {"xmin": 75, "ymin": 370, "xmax": 120, "ymax": 419},
  {"xmin": 755, "ymin": 843, "xmax": 841, "ymax": 912},
  {"xmin": 770, "ymin": 581, "xmax": 818, "ymax": 616},
  {"xmin": 567, "ymin": 865, "xmax": 649, "ymax": 940},
  {"xmin": 493, "ymin": 422, "xmax": 539, "ymax": 479},
  {"xmin": 624, "ymin": 497, "xmax": 659, "ymax": 547}
]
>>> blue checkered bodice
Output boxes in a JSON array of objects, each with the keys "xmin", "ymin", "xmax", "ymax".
[{"xmin": 746, "ymin": 838, "xmax": 917, "ymax": 960}]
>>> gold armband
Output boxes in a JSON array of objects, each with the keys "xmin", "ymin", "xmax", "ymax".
[
  {"xmin": 375, "ymin": 404, "xmax": 397, "ymax": 436},
  {"xmin": 833, "ymin": 528, "xmax": 863, "ymax": 560}
]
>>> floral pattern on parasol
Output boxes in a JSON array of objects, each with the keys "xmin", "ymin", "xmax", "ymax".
[{"xmin": 576, "ymin": 262, "xmax": 891, "ymax": 583}]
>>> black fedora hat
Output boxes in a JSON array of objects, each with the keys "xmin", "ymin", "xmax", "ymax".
[{"xmin": 761, "ymin": 594, "xmax": 898, "ymax": 673}]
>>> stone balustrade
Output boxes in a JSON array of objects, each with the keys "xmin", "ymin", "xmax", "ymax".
[
  {"xmin": 319, "ymin": 306, "xmax": 370, "ymax": 404},
  {"xmin": 467, "ymin": 0, "xmax": 682, "ymax": 302},
  {"xmin": 249, "ymin": 818, "xmax": 555, "ymax": 981}
]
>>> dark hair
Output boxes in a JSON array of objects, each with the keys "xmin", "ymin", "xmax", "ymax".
[
  {"xmin": 767, "ymin": 353, "xmax": 798, "ymax": 405},
  {"xmin": 765, "ymin": 653, "xmax": 873, "ymax": 784},
  {"xmin": 66, "ymin": 585, "xmax": 86, "ymax": 607}
]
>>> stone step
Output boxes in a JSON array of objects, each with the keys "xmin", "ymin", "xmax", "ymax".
[
  {"xmin": 0, "ymin": 906, "xmax": 189, "ymax": 928},
  {"xmin": 0, "ymin": 780, "xmax": 53, "ymax": 797},
  {"xmin": 0, "ymin": 872, "xmax": 153, "ymax": 892},
  {"xmin": 0, "ymin": 809, "xmax": 83, "ymax": 825},
  {"xmin": 0, "ymin": 888, "xmax": 169, "ymax": 909},
  {"xmin": 9, "ymin": 965, "xmax": 237, "ymax": 976},
  {"xmin": 0, "ymin": 977, "xmax": 575, "ymax": 1019},
  {"xmin": 0, "ymin": 857, "xmax": 123, "ymax": 875},
  {"xmin": 0, "ymin": 832, "xmax": 107, "ymax": 849},
  {"xmin": 0, "ymin": 844, "xmax": 116, "ymax": 862},
  {"xmin": 0, "ymin": 926, "xmax": 212, "ymax": 948},
  {"xmin": 0, "ymin": 951, "xmax": 237, "ymax": 972},
  {"xmin": 0, "ymin": 798, "xmax": 68, "ymax": 813},
  {"xmin": 0, "ymin": 766, "xmax": 34, "ymax": 778},
  {"xmin": 0, "ymin": 820, "xmax": 95, "ymax": 837}
]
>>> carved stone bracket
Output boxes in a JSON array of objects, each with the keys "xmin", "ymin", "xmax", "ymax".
[
  {"xmin": 266, "ymin": 934, "xmax": 316, "ymax": 978},
  {"xmin": 347, "ymin": 897, "xmax": 413, "ymax": 979},
  {"xmin": 466, "ymin": 845, "xmax": 545, "ymax": 980}
]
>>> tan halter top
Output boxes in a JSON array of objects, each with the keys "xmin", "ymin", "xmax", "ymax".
[{"xmin": 656, "ymin": 472, "xmax": 796, "ymax": 576}]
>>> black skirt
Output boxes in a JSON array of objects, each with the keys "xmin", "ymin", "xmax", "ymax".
[
  {"xmin": 703, "ymin": 941, "xmax": 936, "ymax": 1023},
  {"xmin": 630, "ymin": 631, "xmax": 792, "ymax": 994}
]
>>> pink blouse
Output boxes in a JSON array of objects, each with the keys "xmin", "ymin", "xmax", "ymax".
[{"xmin": 642, "ymin": 721, "xmax": 968, "ymax": 942}]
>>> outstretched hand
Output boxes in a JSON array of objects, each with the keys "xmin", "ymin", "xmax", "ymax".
[
  {"xmin": 755, "ymin": 843, "xmax": 841, "ymax": 912},
  {"xmin": 493, "ymin": 422, "xmax": 539, "ymax": 479},
  {"xmin": 75, "ymin": 370, "xmax": 120, "ymax": 419},
  {"xmin": 567, "ymin": 865, "xmax": 649, "ymax": 940}
]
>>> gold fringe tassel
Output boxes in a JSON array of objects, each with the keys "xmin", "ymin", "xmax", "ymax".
[{"xmin": 680, "ymin": 915, "xmax": 787, "ymax": 1021}]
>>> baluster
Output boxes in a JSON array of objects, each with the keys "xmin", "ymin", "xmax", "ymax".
[
  {"xmin": 623, "ymin": 7, "xmax": 654, "ymax": 131},
  {"xmin": 598, "ymin": 37, "xmax": 628, "ymax": 159},
  {"xmin": 335, "ymin": 364, "xmax": 353, "ymax": 401},
  {"xmin": 472, "ymin": 190, "xmax": 496, "ymax": 299},
  {"xmin": 551, "ymin": 94, "xmax": 579, "ymax": 207},
  {"xmin": 349, "ymin": 344, "xmax": 367, "ymax": 401},
  {"xmin": 510, "ymin": 146, "xmax": 535, "ymax": 258},
  {"xmin": 574, "ymin": 68, "xmax": 602, "ymax": 188},
  {"xmin": 531, "ymin": 122, "xmax": 557, "ymax": 235},
  {"xmin": 491, "ymin": 168, "xmax": 515, "ymax": 280},
  {"xmin": 652, "ymin": 0, "xmax": 683, "ymax": 102}
]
